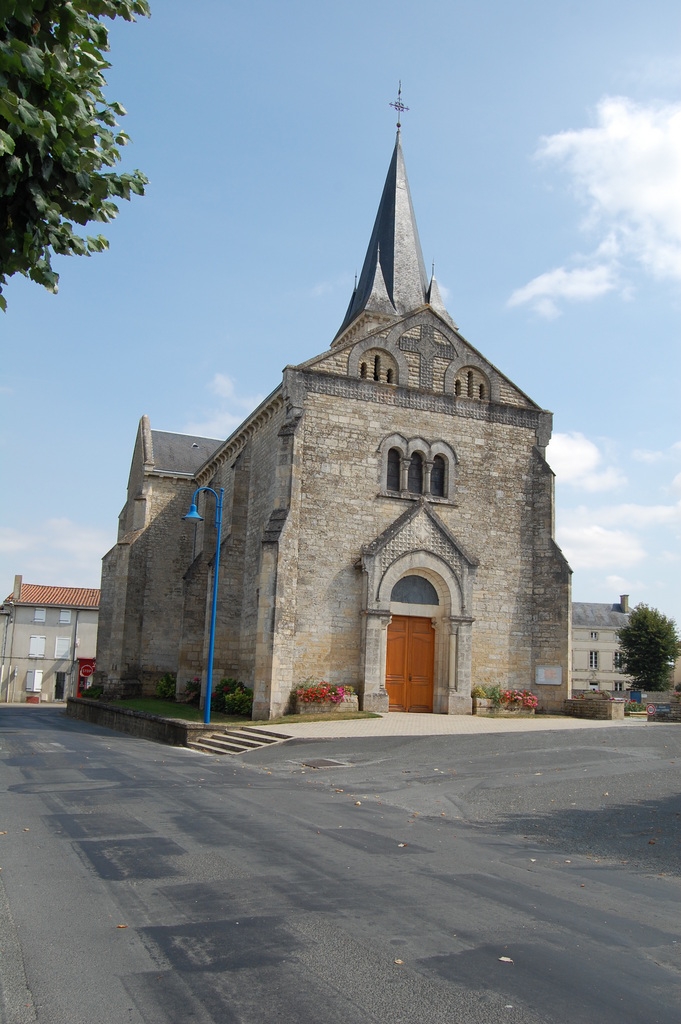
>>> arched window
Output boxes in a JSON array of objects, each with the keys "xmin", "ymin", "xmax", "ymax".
[
  {"xmin": 479, "ymin": 383, "xmax": 485, "ymax": 399},
  {"xmin": 360, "ymin": 362, "xmax": 367, "ymax": 378},
  {"xmin": 408, "ymin": 452, "xmax": 423, "ymax": 494},
  {"xmin": 467, "ymin": 370, "xmax": 474, "ymax": 397},
  {"xmin": 455, "ymin": 378, "xmax": 461, "ymax": 396},
  {"xmin": 386, "ymin": 368, "xmax": 394, "ymax": 384},
  {"xmin": 373, "ymin": 355, "xmax": 381, "ymax": 381},
  {"xmin": 387, "ymin": 448, "xmax": 401, "ymax": 492},
  {"xmin": 391, "ymin": 575, "xmax": 439, "ymax": 605},
  {"xmin": 431, "ymin": 455, "xmax": 446, "ymax": 497}
]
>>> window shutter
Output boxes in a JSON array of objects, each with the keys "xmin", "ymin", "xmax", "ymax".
[
  {"xmin": 59, "ymin": 609, "xmax": 71, "ymax": 624},
  {"xmin": 55, "ymin": 637, "xmax": 71, "ymax": 659},
  {"xmin": 34, "ymin": 608, "xmax": 46, "ymax": 622},
  {"xmin": 29, "ymin": 635, "xmax": 46, "ymax": 658},
  {"xmin": 26, "ymin": 670, "xmax": 43, "ymax": 692}
]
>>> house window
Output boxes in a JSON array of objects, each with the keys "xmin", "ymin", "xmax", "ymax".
[
  {"xmin": 55, "ymin": 637, "xmax": 71, "ymax": 659},
  {"xmin": 59, "ymin": 609, "xmax": 71, "ymax": 624},
  {"xmin": 431, "ymin": 455, "xmax": 446, "ymax": 498},
  {"xmin": 33, "ymin": 608, "xmax": 46, "ymax": 623},
  {"xmin": 589, "ymin": 650, "xmax": 599, "ymax": 669},
  {"xmin": 387, "ymin": 448, "xmax": 401, "ymax": 492},
  {"xmin": 26, "ymin": 669, "xmax": 43, "ymax": 692},
  {"xmin": 407, "ymin": 452, "xmax": 423, "ymax": 494},
  {"xmin": 29, "ymin": 635, "xmax": 46, "ymax": 659},
  {"xmin": 614, "ymin": 680, "xmax": 623, "ymax": 692},
  {"xmin": 613, "ymin": 651, "xmax": 623, "ymax": 670},
  {"xmin": 590, "ymin": 631, "xmax": 599, "ymax": 640}
]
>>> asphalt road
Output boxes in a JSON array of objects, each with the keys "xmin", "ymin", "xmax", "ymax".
[{"xmin": 1, "ymin": 707, "xmax": 679, "ymax": 1024}]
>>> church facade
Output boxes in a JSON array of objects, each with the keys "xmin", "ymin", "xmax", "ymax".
[{"xmin": 96, "ymin": 133, "xmax": 572, "ymax": 717}]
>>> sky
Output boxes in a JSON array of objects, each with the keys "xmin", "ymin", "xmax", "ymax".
[{"xmin": 1, "ymin": 0, "xmax": 680, "ymax": 625}]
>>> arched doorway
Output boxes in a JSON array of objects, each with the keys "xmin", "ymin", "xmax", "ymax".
[{"xmin": 386, "ymin": 574, "xmax": 438, "ymax": 712}]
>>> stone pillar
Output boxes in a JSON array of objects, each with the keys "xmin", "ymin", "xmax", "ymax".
[
  {"xmin": 446, "ymin": 616, "xmax": 474, "ymax": 714},
  {"xmin": 423, "ymin": 460, "xmax": 434, "ymax": 496},
  {"xmin": 361, "ymin": 609, "xmax": 391, "ymax": 713},
  {"xmin": 400, "ymin": 457, "xmax": 410, "ymax": 494}
]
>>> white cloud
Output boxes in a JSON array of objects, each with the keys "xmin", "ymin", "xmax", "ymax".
[
  {"xmin": 508, "ymin": 263, "xmax": 617, "ymax": 318},
  {"xmin": 557, "ymin": 524, "xmax": 646, "ymax": 569},
  {"xmin": 184, "ymin": 373, "xmax": 264, "ymax": 439},
  {"xmin": 632, "ymin": 448, "xmax": 665, "ymax": 463},
  {"xmin": 510, "ymin": 96, "xmax": 681, "ymax": 314},
  {"xmin": 546, "ymin": 432, "xmax": 626, "ymax": 492},
  {"xmin": 0, "ymin": 519, "xmax": 113, "ymax": 590},
  {"xmin": 672, "ymin": 471, "xmax": 681, "ymax": 493}
]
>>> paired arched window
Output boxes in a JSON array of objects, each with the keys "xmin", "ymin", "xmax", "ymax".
[
  {"xmin": 453, "ymin": 366, "xmax": 489, "ymax": 402},
  {"xmin": 357, "ymin": 348, "xmax": 398, "ymax": 385},
  {"xmin": 381, "ymin": 438, "xmax": 455, "ymax": 500}
]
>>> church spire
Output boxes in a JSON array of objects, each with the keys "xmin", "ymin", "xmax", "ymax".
[{"xmin": 334, "ymin": 131, "xmax": 430, "ymax": 342}]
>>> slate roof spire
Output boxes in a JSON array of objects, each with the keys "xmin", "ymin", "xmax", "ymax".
[{"xmin": 334, "ymin": 131, "xmax": 430, "ymax": 341}]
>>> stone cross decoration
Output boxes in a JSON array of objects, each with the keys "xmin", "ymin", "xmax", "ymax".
[{"xmin": 399, "ymin": 323, "xmax": 455, "ymax": 389}]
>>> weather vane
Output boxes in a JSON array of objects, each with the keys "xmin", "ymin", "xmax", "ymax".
[{"xmin": 389, "ymin": 81, "xmax": 409, "ymax": 131}]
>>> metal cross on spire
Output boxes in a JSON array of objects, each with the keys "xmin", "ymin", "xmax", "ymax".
[{"xmin": 389, "ymin": 81, "xmax": 409, "ymax": 132}]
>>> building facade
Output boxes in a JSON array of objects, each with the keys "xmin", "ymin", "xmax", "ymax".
[
  {"xmin": 96, "ymin": 132, "xmax": 572, "ymax": 717},
  {"xmin": 1, "ymin": 576, "xmax": 100, "ymax": 702},
  {"xmin": 571, "ymin": 596, "xmax": 631, "ymax": 692}
]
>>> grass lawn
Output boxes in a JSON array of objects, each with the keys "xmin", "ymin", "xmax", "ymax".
[{"xmin": 103, "ymin": 698, "xmax": 380, "ymax": 727}]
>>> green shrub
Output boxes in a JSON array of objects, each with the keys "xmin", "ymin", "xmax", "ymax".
[
  {"xmin": 83, "ymin": 685, "xmax": 103, "ymax": 699},
  {"xmin": 155, "ymin": 673, "xmax": 177, "ymax": 700},
  {"xmin": 212, "ymin": 678, "xmax": 253, "ymax": 716}
]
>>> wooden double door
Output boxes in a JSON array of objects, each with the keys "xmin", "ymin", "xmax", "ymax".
[{"xmin": 386, "ymin": 615, "xmax": 435, "ymax": 713}]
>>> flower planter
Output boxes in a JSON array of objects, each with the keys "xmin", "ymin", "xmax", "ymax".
[
  {"xmin": 294, "ymin": 695, "xmax": 359, "ymax": 716},
  {"xmin": 473, "ymin": 697, "xmax": 535, "ymax": 716}
]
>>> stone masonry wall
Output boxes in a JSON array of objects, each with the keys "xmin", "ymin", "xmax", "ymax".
[{"xmin": 282, "ymin": 379, "xmax": 569, "ymax": 701}]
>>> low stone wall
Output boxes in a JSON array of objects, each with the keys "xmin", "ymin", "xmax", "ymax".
[
  {"xmin": 66, "ymin": 697, "xmax": 214, "ymax": 747},
  {"xmin": 563, "ymin": 698, "xmax": 625, "ymax": 720},
  {"xmin": 646, "ymin": 700, "xmax": 681, "ymax": 723},
  {"xmin": 294, "ymin": 696, "xmax": 360, "ymax": 715}
]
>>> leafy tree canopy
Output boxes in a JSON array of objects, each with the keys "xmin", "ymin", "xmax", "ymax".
[
  {"xmin": 617, "ymin": 603, "xmax": 681, "ymax": 691},
  {"xmin": 0, "ymin": 0, "xmax": 149, "ymax": 310}
]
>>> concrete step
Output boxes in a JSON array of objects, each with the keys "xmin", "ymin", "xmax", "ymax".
[{"xmin": 186, "ymin": 725, "xmax": 292, "ymax": 756}]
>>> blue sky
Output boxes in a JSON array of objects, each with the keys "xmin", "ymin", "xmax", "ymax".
[{"xmin": 2, "ymin": 0, "xmax": 680, "ymax": 625}]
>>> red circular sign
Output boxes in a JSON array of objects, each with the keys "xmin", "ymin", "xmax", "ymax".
[
  {"xmin": 80, "ymin": 664, "xmax": 95, "ymax": 677},
  {"xmin": 646, "ymin": 703, "xmax": 656, "ymax": 715}
]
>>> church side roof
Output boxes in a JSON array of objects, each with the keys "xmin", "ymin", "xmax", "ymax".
[
  {"xmin": 149, "ymin": 429, "xmax": 223, "ymax": 475},
  {"xmin": 5, "ymin": 584, "xmax": 100, "ymax": 608},
  {"xmin": 572, "ymin": 602, "xmax": 630, "ymax": 628},
  {"xmin": 335, "ymin": 133, "xmax": 430, "ymax": 340}
]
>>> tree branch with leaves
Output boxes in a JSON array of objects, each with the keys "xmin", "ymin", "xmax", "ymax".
[{"xmin": 0, "ymin": 0, "xmax": 149, "ymax": 310}]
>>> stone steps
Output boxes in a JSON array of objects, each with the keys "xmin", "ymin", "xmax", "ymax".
[{"xmin": 187, "ymin": 725, "xmax": 291, "ymax": 756}]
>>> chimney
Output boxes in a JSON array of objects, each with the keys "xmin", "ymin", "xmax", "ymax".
[
  {"xmin": 620, "ymin": 594, "xmax": 629, "ymax": 613},
  {"xmin": 12, "ymin": 575, "xmax": 22, "ymax": 601}
]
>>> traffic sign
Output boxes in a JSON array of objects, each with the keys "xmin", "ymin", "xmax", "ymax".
[{"xmin": 80, "ymin": 663, "xmax": 95, "ymax": 678}]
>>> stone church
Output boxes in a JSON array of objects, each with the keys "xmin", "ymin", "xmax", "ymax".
[{"xmin": 96, "ymin": 130, "xmax": 572, "ymax": 718}]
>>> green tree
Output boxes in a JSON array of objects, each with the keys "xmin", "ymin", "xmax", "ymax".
[
  {"xmin": 617, "ymin": 604, "xmax": 681, "ymax": 691},
  {"xmin": 0, "ymin": 0, "xmax": 149, "ymax": 310}
]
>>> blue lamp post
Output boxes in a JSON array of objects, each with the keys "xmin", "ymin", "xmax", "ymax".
[{"xmin": 183, "ymin": 486, "xmax": 224, "ymax": 725}]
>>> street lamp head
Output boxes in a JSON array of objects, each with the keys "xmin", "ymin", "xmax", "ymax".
[{"xmin": 183, "ymin": 503, "xmax": 204, "ymax": 522}]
